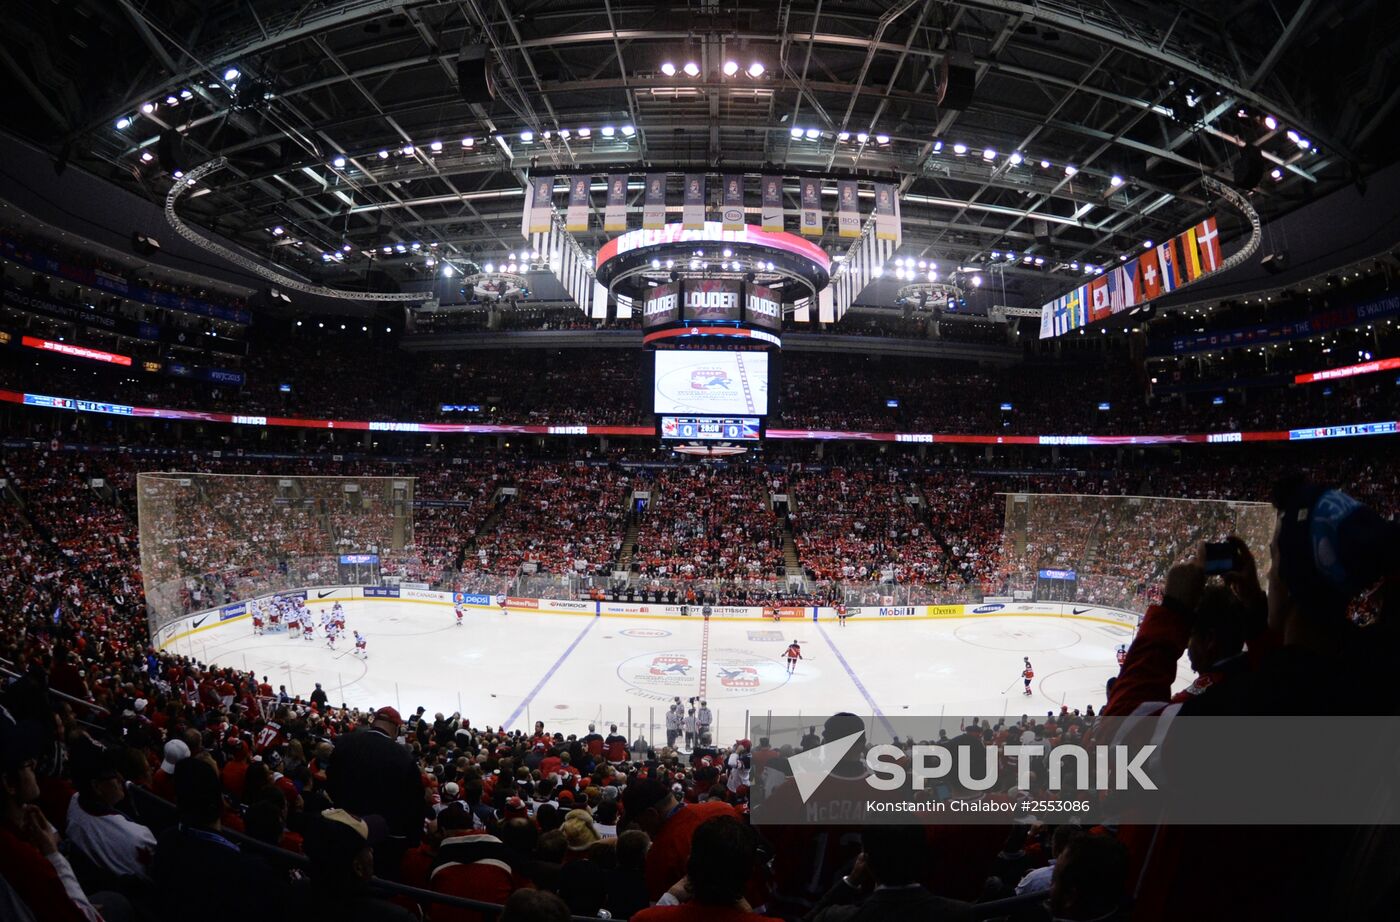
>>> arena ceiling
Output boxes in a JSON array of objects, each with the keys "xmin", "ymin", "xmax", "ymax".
[{"xmin": 4, "ymin": 0, "xmax": 1399, "ymax": 309}]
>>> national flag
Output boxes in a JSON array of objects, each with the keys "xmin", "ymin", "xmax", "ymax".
[
  {"xmin": 1196, "ymin": 217, "xmax": 1222, "ymax": 273},
  {"xmin": 1107, "ymin": 266, "xmax": 1124, "ymax": 314},
  {"xmin": 1067, "ymin": 287, "xmax": 1085, "ymax": 330},
  {"xmin": 1053, "ymin": 294, "xmax": 1070, "ymax": 335},
  {"xmin": 1040, "ymin": 304, "xmax": 1055, "ymax": 339},
  {"xmin": 1120, "ymin": 260, "xmax": 1138, "ymax": 310},
  {"xmin": 1179, "ymin": 226, "xmax": 1201, "ymax": 283},
  {"xmin": 1139, "ymin": 251, "xmax": 1162, "ymax": 301},
  {"xmin": 1089, "ymin": 275, "xmax": 1111, "ymax": 322},
  {"xmin": 1156, "ymin": 239, "xmax": 1179, "ymax": 293}
]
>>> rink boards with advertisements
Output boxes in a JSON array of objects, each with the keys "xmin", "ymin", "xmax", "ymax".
[{"xmin": 157, "ymin": 589, "xmax": 1188, "ymax": 744}]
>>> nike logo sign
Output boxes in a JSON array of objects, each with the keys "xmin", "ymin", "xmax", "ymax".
[
  {"xmin": 193, "ymin": 615, "xmax": 210, "ymax": 628},
  {"xmin": 1072, "ymin": 607, "xmax": 1090, "ymax": 615},
  {"xmin": 788, "ymin": 731, "xmax": 865, "ymax": 804},
  {"xmin": 317, "ymin": 590, "xmax": 335, "ymax": 599}
]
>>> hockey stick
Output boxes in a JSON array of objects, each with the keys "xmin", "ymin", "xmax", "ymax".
[{"xmin": 1001, "ymin": 677, "xmax": 1021, "ymax": 695}]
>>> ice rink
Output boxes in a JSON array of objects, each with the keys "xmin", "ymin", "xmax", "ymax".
[{"xmin": 184, "ymin": 600, "xmax": 1193, "ymax": 743}]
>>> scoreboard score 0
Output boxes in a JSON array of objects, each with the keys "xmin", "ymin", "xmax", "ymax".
[{"xmin": 660, "ymin": 416, "xmax": 761, "ymax": 441}]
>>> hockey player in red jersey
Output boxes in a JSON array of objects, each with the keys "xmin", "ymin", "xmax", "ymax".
[
  {"xmin": 836, "ymin": 602, "xmax": 849, "ymax": 626},
  {"xmin": 1116, "ymin": 644, "xmax": 1127, "ymax": 666},
  {"xmin": 785, "ymin": 640, "xmax": 803, "ymax": 674},
  {"xmin": 1022, "ymin": 657, "xmax": 1034, "ymax": 696}
]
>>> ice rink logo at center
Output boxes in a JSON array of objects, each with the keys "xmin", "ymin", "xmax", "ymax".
[{"xmin": 617, "ymin": 648, "xmax": 791, "ymax": 701}]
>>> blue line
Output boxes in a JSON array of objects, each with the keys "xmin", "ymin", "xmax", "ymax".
[
  {"xmin": 502, "ymin": 615, "xmax": 600, "ymax": 731},
  {"xmin": 816, "ymin": 621, "xmax": 897, "ymax": 738}
]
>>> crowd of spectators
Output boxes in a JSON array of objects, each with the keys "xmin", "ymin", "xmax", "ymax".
[{"xmin": 630, "ymin": 467, "xmax": 786, "ymax": 585}]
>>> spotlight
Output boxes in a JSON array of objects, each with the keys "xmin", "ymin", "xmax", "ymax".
[
  {"xmin": 856, "ymin": 132, "xmax": 869, "ymax": 143},
  {"xmin": 982, "ymin": 147, "xmax": 996, "ymax": 160},
  {"xmin": 952, "ymin": 143, "xmax": 967, "ymax": 155},
  {"xmin": 723, "ymin": 61, "xmax": 739, "ymax": 76},
  {"xmin": 1271, "ymin": 167, "xmax": 1283, "ymax": 180},
  {"xmin": 172, "ymin": 169, "xmax": 184, "ymax": 179},
  {"xmin": 484, "ymin": 262, "xmax": 494, "ymax": 273},
  {"xmin": 651, "ymin": 258, "xmax": 661, "ymax": 269},
  {"xmin": 875, "ymin": 134, "xmax": 890, "ymax": 144},
  {"xmin": 791, "ymin": 127, "xmax": 803, "ymax": 138},
  {"xmin": 660, "ymin": 61, "xmax": 676, "ymax": 76},
  {"xmin": 542, "ymin": 131, "xmax": 550, "ymax": 140},
  {"xmin": 577, "ymin": 127, "xmax": 591, "ymax": 138},
  {"xmin": 430, "ymin": 140, "xmax": 443, "ymax": 152},
  {"xmin": 1264, "ymin": 115, "xmax": 1278, "ymax": 130},
  {"xmin": 378, "ymin": 149, "xmax": 389, "ymax": 159},
  {"xmin": 932, "ymin": 140, "xmax": 943, "ymax": 152},
  {"xmin": 115, "ymin": 117, "xmax": 132, "ymax": 130},
  {"xmin": 341, "ymin": 244, "xmax": 351, "ymax": 252},
  {"xmin": 140, "ymin": 102, "xmax": 155, "ymax": 114},
  {"xmin": 442, "ymin": 264, "xmax": 454, "ymax": 278},
  {"xmin": 683, "ymin": 61, "xmax": 700, "ymax": 77},
  {"xmin": 401, "ymin": 144, "xmax": 414, "ymax": 155},
  {"xmin": 559, "ymin": 129, "xmax": 570, "ymax": 139},
  {"xmin": 747, "ymin": 61, "xmax": 765, "ymax": 77},
  {"xmin": 165, "ymin": 95, "xmax": 178, "ymax": 105},
  {"xmin": 1008, "ymin": 152, "xmax": 1023, "ymax": 165},
  {"xmin": 179, "ymin": 89, "xmax": 193, "ymax": 99},
  {"xmin": 622, "ymin": 125, "xmax": 635, "ymax": 136},
  {"xmin": 971, "ymin": 275, "xmax": 982, "ymax": 287},
  {"xmin": 1295, "ymin": 136, "xmax": 1310, "ymax": 149},
  {"xmin": 1064, "ymin": 164, "xmax": 1078, "ymax": 176},
  {"xmin": 332, "ymin": 156, "xmax": 346, "ymax": 168},
  {"xmin": 382, "ymin": 246, "xmax": 392, "ymax": 254},
  {"xmin": 223, "ymin": 67, "xmax": 240, "ymax": 82},
  {"xmin": 806, "ymin": 128, "xmax": 820, "ymax": 139},
  {"xmin": 837, "ymin": 131, "xmax": 850, "ymax": 141},
  {"xmin": 520, "ymin": 131, "xmax": 533, "ymax": 142},
  {"xmin": 140, "ymin": 151, "xmax": 154, "ymax": 162},
  {"xmin": 462, "ymin": 136, "xmax": 474, "ymax": 147},
  {"xmin": 1143, "ymin": 240, "xmax": 1152, "ymax": 248},
  {"xmin": 601, "ymin": 125, "xmax": 615, "ymax": 137},
  {"xmin": 272, "ymin": 226, "xmax": 285, "ymax": 236},
  {"xmin": 1040, "ymin": 159, "xmax": 1051, "ymax": 168}
]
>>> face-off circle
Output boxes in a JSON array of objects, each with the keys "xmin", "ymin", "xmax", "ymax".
[{"xmin": 616, "ymin": 647, "xmax": 792, "ymax": 701}]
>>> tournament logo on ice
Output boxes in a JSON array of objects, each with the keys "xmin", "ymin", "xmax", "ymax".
[
  {"xmin": 649, "ymin": 654, "xmax": 691, "ymax": 676},
  {"xmin": 690, "ymin": 368, "xmax": 733, "ymax": 390},
  {"xmin": 718, "ymin": 665, "xmax": 760, "ymax": 688},
  {"xmin": 618, "ymin": 648, "xmax": 789, "ymax": 701}
]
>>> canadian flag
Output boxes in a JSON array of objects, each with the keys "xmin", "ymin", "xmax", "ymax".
[{"xmin": 1089, "ymin": 276, "xmax": 1111, "ymax": 321}]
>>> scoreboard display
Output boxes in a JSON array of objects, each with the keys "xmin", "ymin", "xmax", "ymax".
[{"xmin": 660, "ymin": 416, "xmax": 762, "ymax": 441}]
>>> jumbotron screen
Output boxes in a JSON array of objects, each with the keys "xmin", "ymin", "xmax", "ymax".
[{"xmin": 653, "ymin": 350, "xmax": 769, "ymax": 416}]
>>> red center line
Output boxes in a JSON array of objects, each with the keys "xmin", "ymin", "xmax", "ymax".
[{"xmin": 698, "ymin": 615, "xmax": 711, "ymax": 700}]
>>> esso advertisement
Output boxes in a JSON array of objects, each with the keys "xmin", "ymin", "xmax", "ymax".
[{"xmin": 653, "ymin": 351, "xmax": 769, "ymax": 416}]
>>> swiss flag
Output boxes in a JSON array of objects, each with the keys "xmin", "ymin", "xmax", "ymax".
[
  {"xmin": 1089, "ymin": 276, "xmax": 1112, "ymax": 322},
  {"xmin": 1138, "ymin": 251, "xmax": 1162, "ymax": 302}
]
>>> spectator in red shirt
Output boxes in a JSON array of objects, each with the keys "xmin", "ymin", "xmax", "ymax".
[
  {"xmin": 621, "ymin": 777, "xmax": 743, "ymax": 903},
  {"xmin": 150, "ymin": 739, "xmax": 189, "ymax": 802},
  {"xmin": 633, "ymin": 815, "xmax": 780, "ymax": 922}
]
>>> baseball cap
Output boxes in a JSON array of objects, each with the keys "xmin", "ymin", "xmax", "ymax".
[
  {"xmin": 1275, "ymin": 484, "xmax": 1400, "ymax": 608},
  {"xmin": 443, "ymin": 781, "xmax": 460, "ymax": 797},
  {"xmin": 438, "ymin": 801, "xmax": 472, "ymax": 831},
  {"xmin": 373, "ymin": 706, "xmax": 403, "ymax": 726},
  {"xmin": 557, "ymin": 790, "xmax": 575, "ymax": 806},
  {"xmin": 160, "ymin": 739, "xmax": 191, "ymax": 774},
  {"xmin": 0, "ymin": 719, "xmax": 45, "ymax": 772},
  {"xmin": 497, "ymin": 795, "xmax": 530, "ymax": 821}
]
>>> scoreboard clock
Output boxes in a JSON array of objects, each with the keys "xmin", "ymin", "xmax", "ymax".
[{"xmin": 660, "ymin": 416, "xmax": 762, "ymax": 441}]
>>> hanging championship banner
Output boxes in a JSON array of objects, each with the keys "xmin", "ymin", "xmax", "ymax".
[
  {"xmin": 566, "ymin": 175, "xmax": 591, "ymax": 232},
  {"xmin": 528, "ymin": 174, "xmax": 554, "ymax": 234},
  {"xmin": 837, "ymin": 180, "xmax": 860, "ymax": 238},
  {"xmin": 761, "ymin": 175, "xmax": 784, "ymax": 232},
  {"xmin": 643, "ymin": 174, "xmax": 667, "ymax": 229},
  {"xmin": 874, "ymin": 182, "xmax": 899, "ymax": 242},
  {"xmin": 799, "ymin": 177, "xmax": 822, "ymax": 236},
  {"xmin": 683, "ymin": 174, "xmax": 706, "ymax": 229},
  {"xmin": 605, "ymin": 174, "xmax": 628, "ymax": 232},
  {"xmin": 721, "ymin": 175, "xmax": 745, "ymax": 231}
]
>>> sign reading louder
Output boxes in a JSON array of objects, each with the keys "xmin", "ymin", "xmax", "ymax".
[{"xmin": 22, "ymin": 335, "xmax": 132, "ymax": 366}]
